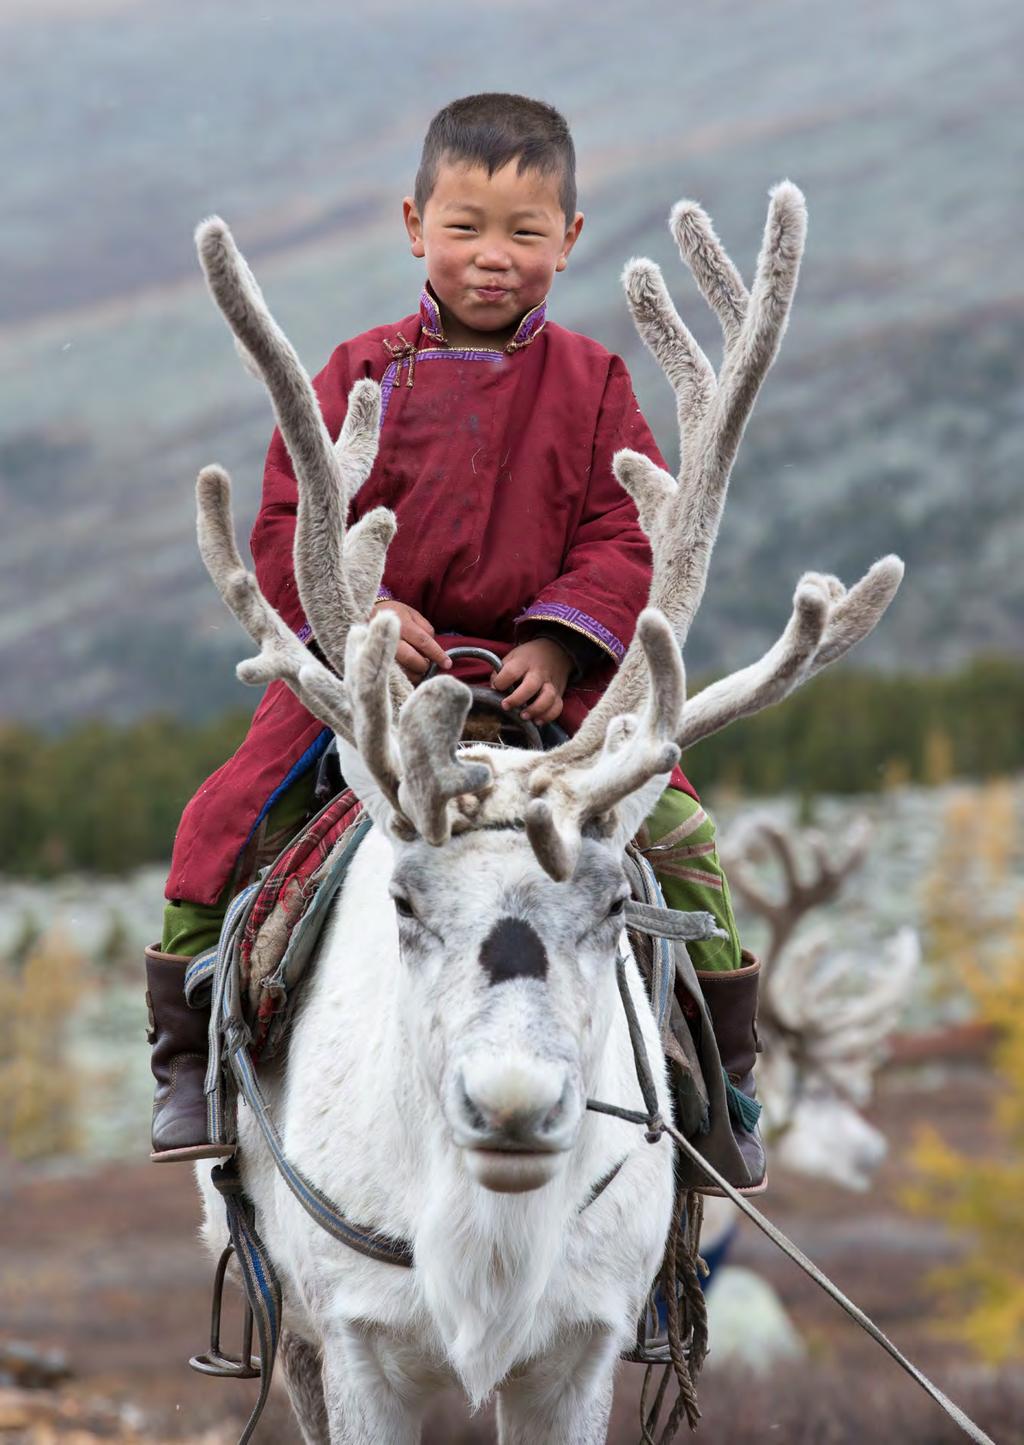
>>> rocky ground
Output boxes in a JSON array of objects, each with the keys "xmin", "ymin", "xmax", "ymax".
[{"xmin": 2, "ymin": 1064, "xmax": 1019, "ymax": 1444}]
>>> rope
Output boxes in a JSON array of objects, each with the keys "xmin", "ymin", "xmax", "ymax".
[
  {"xmin": 657, "ymin": 1195, "xmax": 700, "ymax": 1439},
  {"xmin": 655, "ymin": 1114, "xmax": 997, "ymax": 1445}
]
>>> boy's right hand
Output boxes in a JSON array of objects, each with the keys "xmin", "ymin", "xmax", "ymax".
[{"xmin": 371, "ymin": 599, "xmax": 452, "ymax": 680}]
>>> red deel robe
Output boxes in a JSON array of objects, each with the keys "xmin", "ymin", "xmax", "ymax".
[{"xmin": 167, "ymin": 289, "xmax": 694, "ymax": 905}]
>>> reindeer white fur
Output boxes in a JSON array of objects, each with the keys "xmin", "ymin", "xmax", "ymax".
[
  {"xmin": 191, "ymin": 186, "xmax": 903, "ymax": 1443},
  {"xmin": 724, "ymin": 816, "xmax": 920, "ymax": 1190}
]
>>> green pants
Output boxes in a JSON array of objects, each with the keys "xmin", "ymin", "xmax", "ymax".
[
  {"xmin": 162, "ymin": 769, "xmax": 317, "ymax": 957},
  {"xmin": 635, "ymin": 789, "xmax": 742, "ymax": 972},
  {"xmin": 163, "ymin": 780, "xmax": 742, "ymax": 973}
]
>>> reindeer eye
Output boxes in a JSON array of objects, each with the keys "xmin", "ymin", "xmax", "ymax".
[
  {"xmin": 392, "ymin": 895, "xmax": 416, "ymax": 920},
  {"xmin": 607, "ymin": 896, "xmax": 627, "ymax": 919}
]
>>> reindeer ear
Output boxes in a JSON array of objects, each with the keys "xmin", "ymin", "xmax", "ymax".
[
  {"xmin": 609, "ymin": 771, "xmax": 677, "ymax": 854},
  {"xmin": 336, "ymin": 737, "xmax": 406, "ymax": 835}
]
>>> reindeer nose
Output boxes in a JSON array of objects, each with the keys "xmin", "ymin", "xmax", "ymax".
[
  {"xmin": 453, "ymin": 1056, "xmax": 576, "ymax": 1153},
  {"xmin": 479, "ymin": 917, "xmax": 548, "ymax": 985}
]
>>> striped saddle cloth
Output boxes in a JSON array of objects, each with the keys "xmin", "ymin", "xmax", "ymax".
[{"xmin": 237, "ymin": 788, "xmax": 369, "ymax": 1061}]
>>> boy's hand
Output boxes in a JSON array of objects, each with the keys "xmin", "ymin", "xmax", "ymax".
[
  {"xmin": 492, "ymin": 638, "xmax": 572, "ymax": 724},
  {"xmin": 371, "ymin": 600, "xmax": 452, "ymax": 680}
]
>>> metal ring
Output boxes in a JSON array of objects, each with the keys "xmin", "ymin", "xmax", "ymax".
[
  {"xmin": 423, "ymin": 645, "xmax": 504, "ymax": 680},
  {"xmin": 423, "ymin": 647, "xmax": 545, "ymax": 751}
]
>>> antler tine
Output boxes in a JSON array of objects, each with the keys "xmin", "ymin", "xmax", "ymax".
[
  {"xmin": 669, "ymin": 185, "xmax": 806, "ymax": 642},
  {"xmin": 676, "ymin": 573, "xmax": 832, "ymax": 749},
  {"xmin": 525, "ymin": 612, "xmax": 683, "ymax": 882},
  {"xmin": 670, "ymin": 198, "xmax": 750, "ymax": 347},
  {"xmin": 622, "ymin": 258, "xmax": 716, "ymax": 453},
  {"xmin": 727, "ymin": 814, "xmax": 871, "ymax": 973},
  {"xmin": 669, "ymin": 185, "xmax": 806, "ymax": 646},
  {"xmin": 813, "ymin": 555, "xmax": 905, "ymax": 668},
  {"xmin": 524, "ymin": 797, "xmax": 580, "ymax": 884},
  {"xmin": 195, "ymin": 219, "xmax": 393, "ymax": 686},
  {"xmin": 677, "ymin": 555, "xmax": 904, "ymax": 752},
  {"xmin": 541, "ymin": 185, "xmax": 809, "ymax": 776},
  {"xmin": 397, "ymin": 679, "xmax": 494, "ymax": 846},
  {"xmin": 196, "ymin": 465, "xmax": 353, "ymax": 741},
  {"xmin": 344, "ymin": 613, "xmax": 405, "ymax": 816}
]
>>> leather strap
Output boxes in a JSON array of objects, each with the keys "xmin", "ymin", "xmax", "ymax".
[{"xmin": 208, "ymin": 1161, "xmax": 282, "ymax": 1445}]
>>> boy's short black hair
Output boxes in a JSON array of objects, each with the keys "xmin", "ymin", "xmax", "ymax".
[{"xmin": 415, "ymin": 93, "xmax": 577, "ymax": 222}]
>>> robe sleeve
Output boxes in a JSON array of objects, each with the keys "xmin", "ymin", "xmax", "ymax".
[
  {"xmin": 513, "ymin": 353, "xmax": 665, "ymax": 664},
  {"xmin": 249, "ymin": 344, "xmax": 355, "ymax": 637}
]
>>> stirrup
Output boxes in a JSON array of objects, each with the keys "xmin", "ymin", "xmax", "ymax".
[
  {"xmin": 622, "ymin": 1284, "xmax": 700, "ymax": 1365},
  {"xmin": 620, "ymin": 1290, "xmax": 688, "ymax": 1365},
  {"xmin": 189, "ymin": 1243, "xmax": 261, "ymax": 1379}
]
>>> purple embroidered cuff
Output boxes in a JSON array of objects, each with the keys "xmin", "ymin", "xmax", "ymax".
[
  {"xmin": 296, "ymin": 622, "xmax": 313, "ymax": 644},
  {"xmin": 514, "ymin": 603, "xmax": 626, "ymax": 663},
  {"xmin": 377, "ymin": 586, "xmax": 394, "ymax": 601}
]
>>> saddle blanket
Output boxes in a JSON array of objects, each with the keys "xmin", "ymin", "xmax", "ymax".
[{"xmin": 241, "ymin": 788, "xmax": 366, "ymax": 1060}]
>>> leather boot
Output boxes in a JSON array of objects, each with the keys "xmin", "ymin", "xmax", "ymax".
[
  {"xmin": 145, "ymin": 945, "xmax": 235, "ymax": 1163},
  {"xmin": 696, "ymin": 951, "xmax": 766, "ymax": 1191}
]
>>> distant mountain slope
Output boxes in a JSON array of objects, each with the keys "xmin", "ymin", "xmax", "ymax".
[{"xmin": 1, "ymin": 0, "xmax": 1021, "ymax": 724}]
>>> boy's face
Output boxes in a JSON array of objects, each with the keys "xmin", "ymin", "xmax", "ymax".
[{"xmin": 403, "ymin": 158, "xmax": 584, "ymax": 347}]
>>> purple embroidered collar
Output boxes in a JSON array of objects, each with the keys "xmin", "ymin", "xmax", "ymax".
[{"xmin": 418, "ymin": 285, "xmax": 547, "ymax": 351}]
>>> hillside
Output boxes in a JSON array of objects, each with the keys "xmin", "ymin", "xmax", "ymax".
[{"xmin": 1, "ymin": 0, "xmax": 1021, "ymax": 724}]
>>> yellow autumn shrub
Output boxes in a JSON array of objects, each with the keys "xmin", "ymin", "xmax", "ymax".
[
  {"xmin": 0, "ymin": 927, "xmax": 85, "ymax": 1159},
  {"xmin": 906, "ymin": 894, "xmax": 1024, "ymax": 1364}
]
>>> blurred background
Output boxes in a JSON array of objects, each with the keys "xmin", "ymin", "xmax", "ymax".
[{"xmin": 0, "ymin": 0, "xmax": 1021, "ymax": 1440}]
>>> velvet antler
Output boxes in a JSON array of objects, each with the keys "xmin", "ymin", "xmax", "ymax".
[
  {"xmin": 539, "ymin": 186, "xmax": 902, "ymax": 773},
  {"xmin": 195, "ymin": 217, "xmax": 406, "ymax": 700}
]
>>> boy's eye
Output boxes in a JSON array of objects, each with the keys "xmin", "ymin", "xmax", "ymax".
[{"xmin": 515, "ymin": 230, "xmax": 542, "ymax": 238}]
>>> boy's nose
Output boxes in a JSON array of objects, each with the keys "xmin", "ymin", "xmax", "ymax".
[{"xmin": 475, "ymin": 246, "xmax": 512, "ymax": 271}]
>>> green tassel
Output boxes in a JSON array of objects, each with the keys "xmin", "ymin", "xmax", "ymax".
[{"xmin": 723, "ymin": 1072, "xmax": 761, "ymax": 1132}]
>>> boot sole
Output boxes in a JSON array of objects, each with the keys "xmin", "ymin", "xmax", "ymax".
[
  {"xmin": 150, "ymin": 1143, "xmax": 237, "ymax": 1163},
  {"xmin": 694, "ymin": 1170, "xmax": 768, "ymax": 1197}
]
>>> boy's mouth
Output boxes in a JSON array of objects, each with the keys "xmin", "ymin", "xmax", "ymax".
[{"xmin": 473, "ymin": 285, "xmax": 513, "ymax": 302}]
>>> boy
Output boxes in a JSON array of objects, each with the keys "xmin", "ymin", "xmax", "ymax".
[{"xmin": 148, "ymin": 94, "xmax": 759, "ymax": 1180}]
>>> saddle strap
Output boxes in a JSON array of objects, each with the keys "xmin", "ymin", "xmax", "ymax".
[
  {"xmin": 228, "ymin": 1040, "xmax": 415, "ymax": 1267},
  {"xmin": 209, "ymin": 1161, "xmax": 282, "ymax": 1445}
]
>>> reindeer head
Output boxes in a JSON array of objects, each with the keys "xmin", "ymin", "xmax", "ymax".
[
  {"xmin": 724, "ymin": 816, "xmax": 920, "ymax": 1190},
  {"xmin": 192, "ymin": 188, "xmax": 903, "ymax": 1193}
]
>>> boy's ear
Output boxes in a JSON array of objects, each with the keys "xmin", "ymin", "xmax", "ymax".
[
  {"xmin": 556, "ymin": 211, "xmax": 585, "ymax": 273},
  {"xmin": 403, "ymin": 197, "xmax": 426, "ymax": 259}
]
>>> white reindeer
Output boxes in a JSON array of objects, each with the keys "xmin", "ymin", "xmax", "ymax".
[
  {"xmin": 190, "ymin": 185, "xmax": 903, "ymax": 1443},
  {"xmin": 697, "ymin": 817, "xmax": 920, "ymax": 1318},
  {"xmin": 724, "ymin": 816, "xmax": 919, "ymax": 1189}
]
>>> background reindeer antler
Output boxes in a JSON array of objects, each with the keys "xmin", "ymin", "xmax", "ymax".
[
  {"xmin": 723, "ymin": 815, "xmax": 918, "ymax": 1116},
  {"xmin": 725, "ymin": 814, "xmax": 871, "ymax": 969}
]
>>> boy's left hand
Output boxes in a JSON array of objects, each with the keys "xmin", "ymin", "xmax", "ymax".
[{"xmin": 491, "ymin": 638, "xmax": 572, "ymax": 724}]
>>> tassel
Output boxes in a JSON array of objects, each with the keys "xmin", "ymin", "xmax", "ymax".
[{"xmin": 723, "ymin": 1072, "xmax": 761, "ymax": 1132}]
